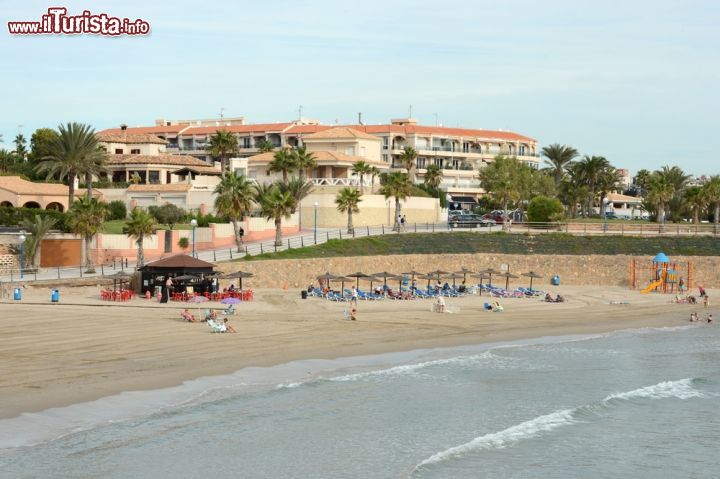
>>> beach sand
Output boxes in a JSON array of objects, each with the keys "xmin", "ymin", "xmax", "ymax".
[{"xmin": 0, "ymin": 284, "xmax": 712, "ymax": 419}]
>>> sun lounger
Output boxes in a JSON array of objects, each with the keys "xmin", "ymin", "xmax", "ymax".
[
  {"xmin": 207, "ymin": 319, "xmax": 227, "ymax": 333},
  {"xmin": 224, "ymin": 304, "xmax": 235, "ymax": 315}
]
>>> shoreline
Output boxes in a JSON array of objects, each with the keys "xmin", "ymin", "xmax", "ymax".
[{"xmin": 0, "ymin": 285, "xmax": 713, "ymax": 421}]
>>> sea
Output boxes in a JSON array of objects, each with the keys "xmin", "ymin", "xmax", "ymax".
[{"xmin": 0, "ymin": 322, "xmax": 718, "ymax": 478}]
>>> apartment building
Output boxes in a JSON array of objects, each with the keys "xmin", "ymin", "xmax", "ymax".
[{"xmin": 98, "ymin": 117, "xmax": 539, "ymax": 198}]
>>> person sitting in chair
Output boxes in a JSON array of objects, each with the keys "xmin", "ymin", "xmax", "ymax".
[
  {"xmin": 545, "ymin": 293, "xmax": 554, "ymax": 302},
  {"xmin": 555, "ymin": 294, "xmax": 565, "ymax": 303},
  {"xmin": 181, "ymin": 309, "xmax": 196, "ymax": 322},
  {"xmin": 223, "ymin": 317, "xmax": 237, "ymax": 333},
  {"xmin": 204, "ymin": 310, "xmax": 218, "ymax": 322},
  {"xmin": 492, "ymin": 301, "xmax": 504, "ymax": 312}
]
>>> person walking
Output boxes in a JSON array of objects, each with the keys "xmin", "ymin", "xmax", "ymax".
[{"xmin": 350, "ymin": 286, "xmax": 358, "ymax": 306}]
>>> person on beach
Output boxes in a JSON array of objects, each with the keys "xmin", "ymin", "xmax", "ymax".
[
  {"xmin": 435, "ymin": 295, "xmax": 445, "ymax": 313},
  {"xmin": 350, "ymin": 286, "xmax": 358, "ymax": 306},
  {"xmin": 204, "ymin": 310, "xmax": 218, "ymax": 322},
  {"xmin": 689, "ymin": 312, "xmax": 698, "ymax": 322},
  {"xmin": 545, "ymin": 293, "xmax": 554, "ymax": 302},
  {"xmin": 678, "ymin": 277, "xmax": 685, "ymax": 292},
  {"xmin": 703, "ymin": 295, "xmax": 709, "ymax": 309},
  {"xmin": 401, "ymin": 214, "xmax": 407, "ymax": 232},
  {"xmin": 163, "ymin": 275, "xmax": 173, "ymax": 303},
  {"xmin": 555, "ymin": 294, "xmax": 565, "ymax": 303},
  {"xmin": 707, "ymin": 314, "xmax": 714, "ymax": 323},
  {"xmin": 350, "ymin": 308, "xmax": 357, "ymax": 320},
  {"xmin": 699, "ymin": 285, "xmax": 706, "ymax": 297},
  {"xmin": 688, "ymin": 295, "xmax": 697, "ymax": 304},
  {"xmin": 181, "ymin": 309, "xmax": 196, "ymax": 322},
  {"xmin": 223, "ymin": 318, "xmax": 237, "ymax": 333},
  {"xmin": 492, "ymin": 301, "xmax": 504, "ymax": 312}
]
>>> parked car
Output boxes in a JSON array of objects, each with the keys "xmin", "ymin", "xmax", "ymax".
[{"xmin": 451, "ymin": 214, "xmax": 496, "ymax": 228}]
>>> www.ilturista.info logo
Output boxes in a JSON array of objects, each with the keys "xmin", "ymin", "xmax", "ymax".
[{"xmin": 8, "ymin": 7, "xmax": 150, "ymax": 36}]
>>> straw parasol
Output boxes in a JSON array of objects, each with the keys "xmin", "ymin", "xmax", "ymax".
[
  {"xmin": 346, "ymin": 271, "xmax": 372, "ymax": 288},
  {"xmin": 316, "ymin": 272, "xmax": 337, "ymax": 289},
  {"xmin": 334, "ymin": 276, "xmax": 354, "ymax": 292},
  {"xmin": 108, "ymin": 270, "xmax": 132, "ymax": 292},
  {"xmin": 454, "ymin": 267, "xmax": 474, "ymax": 282},
  {"xmin": 417, "ymin": 274, "xmax": 435, "ymax": 290},
  {"xmin": 497, "ymin": 272, "xmax": 519, "ymax": 290},
  {"xmin": 522, "ymin": 271, "xmax": 544, "ymax": 290},
  {"xmin": 445, "ymin": 273, "xmax": 465, "ymax": 287},
  {"xmin": 222, "ymin": 270, "xmax": 255, "ymax": 290},
  {"xmin": 402, "ymin": 270, "xmax": 424, "ymax": 281},
  {"xmin": 373, "ymin": 271, "xmax": 400, "ymax": 286},
  {"xmin": 481, "ymin": 268, "xmax": 502, "ymax": 286},
  {"xmin": 470, "ymin": 272, "xmax": 491, "ymax": 295}
]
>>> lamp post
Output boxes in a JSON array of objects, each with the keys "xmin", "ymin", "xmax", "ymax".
[
  {"xmin": 445, "ymin": 193, "xmax": 453, "ymax": 228},
  {"xmin": 602, "ymin": 197, "xmax": 609, "ymax": 232},
  {"xmin": 190, "ymin": 219, "xmax": 198, "ymax": 257},
  {"xmin": 18, "ymin": 232, "xmax": 26, "ymax": 279},
  {"xmin": 313, "ymin": 202, "xmax": 319, "ymax": 244}
]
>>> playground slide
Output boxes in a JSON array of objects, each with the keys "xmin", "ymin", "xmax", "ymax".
[{"xmin": 640, "ymin": 279, "xmax": 663, "ymax": 294}]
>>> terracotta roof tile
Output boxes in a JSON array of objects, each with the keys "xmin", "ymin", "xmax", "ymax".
[
  {"xmin": 106, "ymin": 154, "xmax": 208, "ymax": 167},
  {"xmin": 171, "ymin": 165, "xmax": 222, "ymax": 175},
  {"xmin": 97, "ymin": 133, "xmax": 168, "ymax": 144},
  {"xmin": 302, "ymin": 126, "xmax": 381, "ymax": 141},
  {"xmin": 98, "ymin": 125, "xmax": 187, "ymax": 135},
  {"xmin": 181, "ymin": 123, "xmax": 294, "ymax": 136},
  {"xmin": 246, "ymin": 150, "xmax": 388, "ymax": 167},
  {"xmin": 0, "ymin": 176, "xmax": 89, "ymax": 196}
]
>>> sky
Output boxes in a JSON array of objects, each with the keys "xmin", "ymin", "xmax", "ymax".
[{"xmin": 1, "ymin": 0, "xmax": 719, "ymax": 175}]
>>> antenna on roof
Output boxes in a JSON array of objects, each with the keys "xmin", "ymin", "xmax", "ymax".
[
  {"xmin": 298, "ymin": 105, "xmax": 303, "ymax": 122},
  {"xmin": 358, "ymin": 112, "xmax": 364, "ymax": 125},
  {"xmin": 408, "ymin": 105, "xmax": 413, "ymax": 118},
  {"xmin": 219, "ymin": 107, "xmax": 225, "ymax": 120}
]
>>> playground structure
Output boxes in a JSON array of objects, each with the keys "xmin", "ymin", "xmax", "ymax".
[{"xmin": 629, "ymin": 252, "xmax": 693, "ymax": 294}]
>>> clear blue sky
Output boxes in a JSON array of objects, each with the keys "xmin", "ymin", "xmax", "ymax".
[{"xmin": 2, "ymin": 0, "xmax": 718, "ymax": 175}]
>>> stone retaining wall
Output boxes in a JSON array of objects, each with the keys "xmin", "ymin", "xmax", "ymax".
[{"xmin": 217, "ymin": 254, "xmax": 720, "ymax": 290}]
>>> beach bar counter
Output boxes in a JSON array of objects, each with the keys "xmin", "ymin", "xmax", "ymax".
[{"xmin": 139, "ymin": 254, "xmax": 217, "ymax": 302}]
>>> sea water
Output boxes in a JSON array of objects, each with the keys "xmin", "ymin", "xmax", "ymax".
[{"xmin": 0, "ymin": 323, "xmax": 718, "ymax": 478}]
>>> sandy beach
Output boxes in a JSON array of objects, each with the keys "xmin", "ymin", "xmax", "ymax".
[{"xmin": 0, "ymin": 284, "xmax": 713, "ymax": 419}]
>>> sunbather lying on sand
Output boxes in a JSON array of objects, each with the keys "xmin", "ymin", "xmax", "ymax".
[{"xmin": 181, "ymin": 309, "xmax": 196, "ymax": 322}]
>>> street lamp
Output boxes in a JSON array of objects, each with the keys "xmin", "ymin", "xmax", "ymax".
[
  {"xmin": 18, "ymin": 232, "xmax": 26, "ymax": 279},
  {"xmin": 602, "ymin": 197, "xmax": 609, "ymax": 232},
  {"xmin": 313, "ymin": 202, "xmax": 319, "ymax": 244},
  {"xmin": 445, "ymin": 193, "xmax": 453, "ymax": 228},
  {"xmin": 190, "ymin": 219, "xmax": 198, "ymax": 257}
]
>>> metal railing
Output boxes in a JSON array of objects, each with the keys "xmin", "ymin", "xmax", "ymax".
[{"xmin": 1, "ymin": 221, "xmax": 717, "ymax": 284}]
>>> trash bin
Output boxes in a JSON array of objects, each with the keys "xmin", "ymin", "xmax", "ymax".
[
  {"xmin": 552, "ymin": 275, "xmax": 560, "ymax": 286},
  {"xmin": 51, "ymin": 289, "xmax": 60, "ymax": 303},
  {"xmin": 301, "ymin": 290, "xmax": 308, "ymax": 299},
  {"xmin": 13, "ymin": 288, "xmax": 21, "ymax": 301}
]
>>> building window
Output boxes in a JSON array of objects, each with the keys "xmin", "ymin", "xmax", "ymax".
[
  {"xmin": 344, "ymin": 146, "xmax": 355, "ymax": 156},
  {"xmin": 382, "ymin": 137, "xmax": 389, "ymax": 148},
  {"xmin": 382, "ymin": 154, "xmax": 388, "ymax": 162},
  {"xmin": 115, "ymin": 148, "xmax": 124, "ymax": 154},
  {"xmin": 360, "ymin": 146, "xmax": 366, "ymax": 157},
  {"xmin": 130, "ymin": 149, "xmax": 140, "ymax": 154},
  {"xmin": 462, "ymin": 142, "xmax": 469, "ymax": 153},
  {"xmin": 148, "ymin": 171, "xmax": 160, "ymax": 184},
  {"xmin": 243, "ymin": 137, "xmax": 251, "ymax": 148},
  {"xmin": 417, "ymin": 158, "xmax": 426, "ymax": 169}
]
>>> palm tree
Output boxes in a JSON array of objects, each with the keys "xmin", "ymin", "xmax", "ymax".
[
  {"xmin": 351, "ymin": 160, "xmax": 371, "ymax": 193},
  {"xmin": 124, "ymin": 208, "xmax": 156, "ymax": 268},
  {"xmin": 335, "ymin": 187, "xmax": 362, "ymax": 234},
  {"xmin": 379, "ymin": 171, "xmax": 412, "ymax": 231},
  {"xmin": 256, "ymin": 183, "xmax": 296, "ymax": 246},
  {"xmin": 214, "ymin": 172, "xmax": 255, "ymax": 252},
  {"xmin": 399, "ymin": 146, "xmax": 418, "ymax": 183},
  {"xmin": 19, "ymin": 215, "xmax": 57, "ymax": 269},
  {"xmin": 646, "ymin": 171, "xmax": 674, "ymax": 225},
  {"xmin": 575, "ymin": 155, "xmax": 611, "ymax": 216},
  {"xmin": 280, "ymin": 177, "xmax": 313, "ymax": 214},
  {"xmin": 683, "ymin": 186, "xmax": 706, "ymax": 225},
  {"xmin": 369, "ymin": 166, "xmax": 381, "ymax": 193},
  {"xmin": 0, "ymin": 149, "xmax": 18, "ymax": 173},
  {"xmin": 14, "ymin": 134, "xmax": 27, "ymax": 159},
  {"xmin": 293, "ymin": 145, "xmax": 316, "ymax": 181},
  {"xmin": 68, "ymin": 196, "xmax": 108, "ymax": 273},
  {"xmin": 659, "ymin": 165, "xmax": 690, "ymax": 222},
  {"xmin": 268, "ymin": 148, "xmax": 297, "ymax": 184},
  {"xmin": 423, "ymin": 164, "xmax": 442, "ymax": 190},
  {"xmin": 36, "ymin": 123, "xmax": 106, "ymax": 205},
  {"xmin": 257, "ymin": 139, "xmax": 275, "ymax": 153},
  {"xmin": 82, "ymin": 147, "xmax": 108, "ymax": 198},
  {"xmin": 634, "ymin": 169, "xmax": 651, "ymax": 196},
  {"xmin": 206, "ymin": 130, "xmax": 239, "ymax": 175},
  {"xmin": 541, "ymin": 143, "xmax": 578, "ymax": 186},
  {"xmin": 702, "ymin": 175, "xmax": 720, "ymax": 228}
]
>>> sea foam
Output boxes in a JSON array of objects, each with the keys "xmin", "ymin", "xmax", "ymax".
[{"xmin": 413, "ymin": 377, "xmax": 706, "ymax": 472}]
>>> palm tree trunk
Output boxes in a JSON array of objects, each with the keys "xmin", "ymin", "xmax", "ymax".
[
  {"xmin": 394, "ymin": 198, "xmax": 401, "ymax": 232},
  {"xmin": 85, "ymin": 172, "xmax": 93, "ymax": 199},
  {"xmin": 359, "ymin": 174, "xmax": 364, "ymax": 193},
  {"xmin": 68, "ymin": 172, "xmax": 76, "ymax": 206},
  {"xmin": 347, "ymin": 209, "xmax": 354, "ymax": 234},
  {"xmin": 657, "ymin": 204, "xmax": 665, "ymax": 225},
  {"xmin": 588, "ymin": 191, "xmax": 595, "ymax": 217},
  {"xmin": 714, "ymin": 203, "xmax": 720, "ymax": 225},
  {"xmin": 84, "ymin": 235, "xmax": 95, "ymax": 273},
  {"xmin": 503, "ymin": 201, "xmax": 509, "ymax": 231},
  {"xmin": 232, "ymin": 219, "xmax": 243, "ymax": 253},
  {"xmin": 274, "ymin": 218, "xmax": 282, "ymax": 246},
  {"xmin": 693, "ymin": 208, "xmax": 700, "ymax": 225},
  {"xmin": 137, "ymin": 238, "xmax": 144, "ymax": 269},
  {"xmin": 282, "ymin": 171, "xmax": 288, "ymax": 184}
]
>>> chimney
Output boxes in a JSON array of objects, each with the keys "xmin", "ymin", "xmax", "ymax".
[
  {"xmin": 120, "ymin": 124, "xmax": 128, "ymax": 140},
  {"xmin": 358, "ymin": 112, "xmax": 364, "ymax": 125}
]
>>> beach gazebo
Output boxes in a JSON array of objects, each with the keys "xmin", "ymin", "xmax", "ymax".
[{"xmin": 139, "ymin": 254, "xmax": 216, "ymax": 298}]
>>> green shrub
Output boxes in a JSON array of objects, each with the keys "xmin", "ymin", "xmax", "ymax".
[
  {"xmin": 527, "ymin": 196, "xmax": 565, "ymax": 222},
  {"xmin": 0, "ymin": 206, "xmax": 70, "ymax": 232},
  {"xmin": 107, "ymin": 200, "xmax": 127, "ymax": 220},
  {"xmin": 178, "ymin": 237, "xmax": 189, "ymax": 250},
  {"xmin": 149, "ymin": 204, "xmax": 185, "ymax": 229}
]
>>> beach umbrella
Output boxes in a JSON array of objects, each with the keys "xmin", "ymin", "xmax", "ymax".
[
  {"xmin": 346, "ymin": 271, "xmax": 371, "ymax": 288},
  {"xmin": 454, "ymin": 267, "xmax": 474, "ymax": 282},
  {"xmin": 402, "ymin": 270, "xmax": 423, "ymax": 281},
  {"xmin": 223, "ymin": 270, "xmax": 255, "ymax": 290},
  {"xmin": 497, "ymin": 272, "xmax": 519, "ymax": 290},
  {"xmin": 362, "ymin": 275, "xmax": 381, "ymax": 291},
  {"xmin": 522, "ymin": 271, "xmax": 544, "ymax": 290},
  {"xmin": 445, "ymin": 273, "xmax": 465, "ymax": 287},
  {"xmin": 187, "ymin": 294, "xmax": 209, "ymax": 316},
  {"xmin": 373, "ymin": 271, "xmax": 400, "ymax": 286},
  {"xmin": 220, "ymin": 297, "xmax": 242, "ymax": 305},
  {"xmin": 481, "ymin": 268, "xmax": 502, "ymax": 286},
  {"xmin": 470, "ymin": 273, "xmax": 491, "ymax": 295},
  {"xmin": 316, "ymin": 272, "xmax": 337, "ymax": 290},
  {"xmin": 108, "ymin": 271, "xmax": 132, "ymax": 292},
  {"xmin": 334, "ymin": 276, "xmax": 354, "ymax": 292},
  {"xmin": 417, "ymin": 274, "xmax": 435, "ymax": 290}
]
